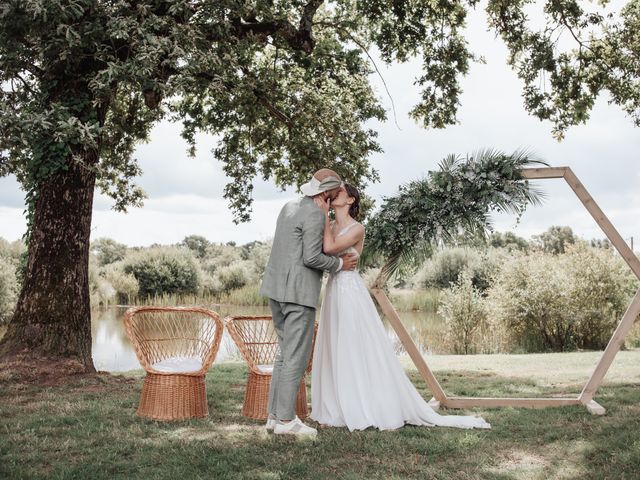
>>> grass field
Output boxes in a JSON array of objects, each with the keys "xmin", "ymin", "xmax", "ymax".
[{"xmin": 1, "ymin": 350, "xmax": 639, "ymax": 479}]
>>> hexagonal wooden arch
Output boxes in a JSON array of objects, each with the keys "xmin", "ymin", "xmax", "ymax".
[{"xmin": 370, "ymin": 166, "xmax": 640, "ymax": 415}]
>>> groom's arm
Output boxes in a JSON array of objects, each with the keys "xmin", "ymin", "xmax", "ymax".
[{"xmin": 302, "ymin": 209, "xmax": 341, "ymax": 273}]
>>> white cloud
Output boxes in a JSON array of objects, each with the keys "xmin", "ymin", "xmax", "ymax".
[
  {"xmin": 1, "ymin": 3, "xmax": 639, "ymax": 246},
  {"xmin": 89, "ymin": 195, "xmax": 289, "ymax": 246}
]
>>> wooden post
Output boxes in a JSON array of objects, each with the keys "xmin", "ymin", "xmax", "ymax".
[
  {"xmin": 370, "ymin": 288, "xmax": 448, "ymax": 403},
  {"xmin": 580, "ymin": 288, "xmax": 640, "ymax": 406},
  {"xmin": 561, "ymin": 168, "xmax": 640, "ymax": 279},
  {"xmin": 368, "ymin": 166, "xmax": 640, "ymax": 416}
]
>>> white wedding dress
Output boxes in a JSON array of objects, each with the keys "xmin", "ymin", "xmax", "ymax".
[{"xmin": 310, "ymin": 222, "xmax": 491, "ymax": 431}]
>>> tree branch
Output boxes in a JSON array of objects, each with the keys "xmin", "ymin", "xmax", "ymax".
[{"xmin": 233, "ymin": 0, "xmax": 325, "ymax": 54}]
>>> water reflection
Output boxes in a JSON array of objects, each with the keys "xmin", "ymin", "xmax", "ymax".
[
  {"xmin": 91, "ymin": 305, "xmax": 446, "ymax": 372},
  {"xmin": 91, "ymin": 307, "xmax": 140, "ymax": 372}
]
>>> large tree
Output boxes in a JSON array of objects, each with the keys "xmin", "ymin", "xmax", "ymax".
[{"xmin": 1, "ymin": 1, "xmax": 639, "ymax": 371}]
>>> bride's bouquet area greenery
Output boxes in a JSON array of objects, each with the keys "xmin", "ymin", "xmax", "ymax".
[{"xmin": 362, "ymin": 149, "xmax": 546, "ymax": 281}]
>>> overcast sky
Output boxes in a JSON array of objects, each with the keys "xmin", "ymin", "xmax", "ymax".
[{"xmin": 1, "ymin": 4, "xmax": 638, "ymax": 248}]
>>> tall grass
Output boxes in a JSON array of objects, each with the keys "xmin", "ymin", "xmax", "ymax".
[
  {"xmin": 388, "ymin": 288, "xmax": 440, "ymax": 312},
  {"xmin": 125, "ymin": 284, "xmax": 269, "ymax": 307},
  {"xmin": 126, "ymin": 285, "xmax": 439, "ymax": 311},
  {"xmin": 127, "ymin": 292, "xmax": 221, "ymax": 307},
  {"xmin": 217, "ymin": 284, "xmax": 269, "ymax": 306}
]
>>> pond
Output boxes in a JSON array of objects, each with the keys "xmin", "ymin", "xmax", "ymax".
[{"xmin": 91, "ymin": 305, "xmax": 446, "ymax": 372}]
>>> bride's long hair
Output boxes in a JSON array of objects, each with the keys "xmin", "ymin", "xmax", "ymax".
[{"xmin": 344, "ymin": 184, "xmax": 361, "ymax": 220}]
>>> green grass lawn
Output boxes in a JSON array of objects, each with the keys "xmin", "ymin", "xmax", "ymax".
[{"xmin": 1, "ymin": 355, "xmax": 639, "ymax": 480}]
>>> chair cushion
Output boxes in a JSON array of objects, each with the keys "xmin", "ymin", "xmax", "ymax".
[
  {"xmin": 152, "ymin": 356, "xmax": 203, "ymax": 373},
  {"xmin": 256, "ymin": 364, "xmax": 274, "ymax": 374}
]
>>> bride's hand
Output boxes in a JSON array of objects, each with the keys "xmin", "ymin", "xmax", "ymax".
[{"xmin": 314, "ymin": 196, "xmax": 331, "ymax": 214}]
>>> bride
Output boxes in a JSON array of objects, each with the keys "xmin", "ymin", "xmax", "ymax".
[{"xmin": 311, "ymin": 184, "xmax": 491, "ymax": 431}]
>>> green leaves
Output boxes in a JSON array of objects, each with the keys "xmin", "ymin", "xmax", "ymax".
[
  {"xmin": 487, "ymin": 0, "xmax": 640, "ymax": 139},
  {"xmin": 362, "ymin": 149, "xmax": 548, "ymax": 282},
  {"xmin": 1, "ymin": 0, "xmax": 638, "ymax": 238}
]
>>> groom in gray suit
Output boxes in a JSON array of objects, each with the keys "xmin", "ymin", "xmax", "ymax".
[{"xmin": 260, "ymin": 168, "xmax": 358, "ymax": 435}]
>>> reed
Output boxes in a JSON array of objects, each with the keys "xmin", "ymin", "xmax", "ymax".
[
  {"xmin": 388, "ymin": 288, "xmax": 440, "ymax": 312},
  {"xmin": 124, "ymin": 284, "xmax": 269, "ymax": 308},
  {"xmin": 217, "ymin": 284, "xmax": 269, "ymax": 306}
]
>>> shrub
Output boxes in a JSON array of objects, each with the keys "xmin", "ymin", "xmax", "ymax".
[
  {"xmin": 487, "ymin": 231, "xmax": 530, "ymax": 251},
  {"xmin": 438, "ymin": 269, "xmax": 500, "ymax": 354},
  {"xmin": 0, "ymin": 238, "xmax": 26, "ymax": 260},
  {"xmin": 91, "ymin": 237, "xmax": 128, "ymax": 266},
  {"xmin": 0, "ymin": 238, "xmax": 27, "ymax": 290},
  {"xmin": 361, "ymin": 267, "xmax": 382, "ymax": 288},
  {"xmin": 123, "ymin": 247, "xmax": 202, "ymax": 298},
  {"xmin": 628, "ymin": 323, "xmax": 640, "ymax": 349},
  {"xmin": 201, "ymin": 273, "xmax": 224, "ymax": 296},
  {"xmin": 202, "ymin": 243, "xmax": 243, "ymax": 273},
  {"xmin": 245, "ymin": 241, "xmax": 271, "ymax": 279},
  {"xmin": 531, "ymin": 225, "xmax": 576, "ymax": 254},
  {"xmin": 564, "ymin": 243, "xmax": 637, "ymax": 349},
  {"xmin": 416, "ymin": 247, "xmax": 477, "ymax": 289},
  {"xmin": 89, "ymin": 254, "xmax": 115, "ymax": 307},
  {"xmin": 470, "ymin": 248, "xmax": 512, "ymax": 292},
  {"xmin": 181, "ymin": 235, "xmax": 210, "ymax": 259},
  {"xmin": 103, "ymin": 265, "xmax": 139, "ymax": 304},
  {"xmin": 488, "ymin": 252, "xmax": 569, "ymax": 352},
  {"xmin": 217, "ymin": 263, "xmax": 250, "ymax": 293},
  {"xmin": 488, "ymin": 244, "xmax": 636, "ymax": 352},
  {"xmin": 0, "ymin": 258, "xmax": 18, "ymax": 324},
  {"xmin": 415, "ymin": 246, "xmax": 509, "ymax": 292}
]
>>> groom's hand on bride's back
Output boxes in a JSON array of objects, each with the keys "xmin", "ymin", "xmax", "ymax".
[{"xmin": 340, "ymin": 253, "xmax": 358, "ymax": 271}]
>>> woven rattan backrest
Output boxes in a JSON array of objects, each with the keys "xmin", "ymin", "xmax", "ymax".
[
  {"xmin": 124, "ymin": 307, "xmax": 223, "ymax": 372},
  {"xmin": 224, "ymin": 316, "xmax": 279, "ymax": 371}
]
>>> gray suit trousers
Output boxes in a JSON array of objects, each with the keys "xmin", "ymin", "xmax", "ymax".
[{"xmin": 267, "ymin": 299, "xmax": 316, "ymax": 420}]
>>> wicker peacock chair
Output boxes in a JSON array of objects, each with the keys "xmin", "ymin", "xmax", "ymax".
[
  {"xmin": 224, "ymin": 315, "xmax": 317, "ymax": 420},
  {"xmin": 124, "ymin": 306, "xmax": 224, "ymax": 421}
]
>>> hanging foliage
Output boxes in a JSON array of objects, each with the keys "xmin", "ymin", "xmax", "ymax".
[{"xmin": 362, "ymin": 149, "xmax": 547, "ymax": 284}]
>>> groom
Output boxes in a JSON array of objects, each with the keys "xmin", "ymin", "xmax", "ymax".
[{"xmin": 259, "ymin": 168, "xmax": 358, "ymax": 436}]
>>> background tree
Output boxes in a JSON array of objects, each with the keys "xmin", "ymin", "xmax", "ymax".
[
  {"xmin": 91, "ymin": 238, "xmax": 128, "ymax": 266},
  {"xmin": 590, "ymin": 238, "xmax": 613, "ymax": 250},
  {"xmin": 1, "ymin": 1, "xmax": 639, "ymax": 371},
  {"xmin": 487, "ymin": 231, "xmax": 530, "ymax": 252},
  {"xmin": 532, "ymin": 225, "xmax": 577, "ymax": 254},
  {"xmin": 181, "ymin": 235, "xmax": 210, "ymax": 259}
]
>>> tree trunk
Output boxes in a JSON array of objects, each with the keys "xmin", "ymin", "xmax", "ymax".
[{"xmin": 0, "ymin": 152, "xmax": 97, "ymax": 372}]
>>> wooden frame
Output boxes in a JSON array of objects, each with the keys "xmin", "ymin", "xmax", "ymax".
[{"xmin": 370, "ymin": 166, "xmax": 640, "ymax": 415}]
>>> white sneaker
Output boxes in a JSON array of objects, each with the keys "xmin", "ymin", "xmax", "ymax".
[
  {"xmin": 273, "ymin": 416, "xmax": 317, "ymax": 436},
  {"xmin": 265, "ymin": 414, "xmax": 277, "ymax": 433}
]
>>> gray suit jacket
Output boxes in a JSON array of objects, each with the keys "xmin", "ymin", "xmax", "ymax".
[{"xmin": 260, "ymin": 196, "xmax": 341, "ymax": 308}]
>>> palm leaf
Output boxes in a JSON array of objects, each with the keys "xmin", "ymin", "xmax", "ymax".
[{"xmin": 364, "ymin": 148, "xmax": 548, "ymax": 284}]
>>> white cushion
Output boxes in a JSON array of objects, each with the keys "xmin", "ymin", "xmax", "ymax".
[
  {"xmin": 152, "ymin": 356, "xmax": 203, "ymax": 373},
  {"xmin": 256, "ymin": 364, "xmax": 274, "ymax": 374}
]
